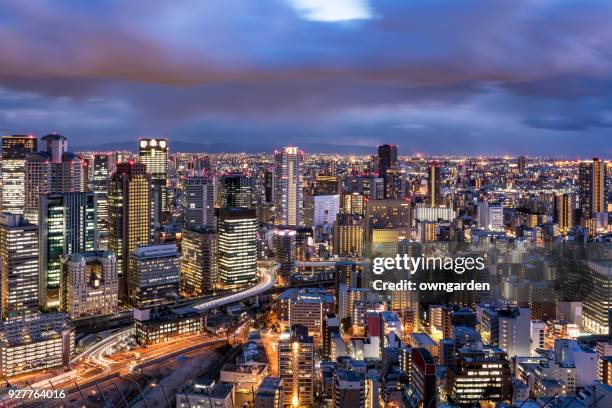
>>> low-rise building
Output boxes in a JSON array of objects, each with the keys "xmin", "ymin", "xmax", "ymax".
[
  {"xmin": 134, "ymin": 306, "xmax": 205, "ymax": 346},
  {"xmin": 176, "ymin": 382, "xmax": 234, "ymax": 408}
]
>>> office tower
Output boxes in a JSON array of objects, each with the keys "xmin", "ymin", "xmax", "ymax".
[
  {"xmin": 220, "ymin": 173, "xmax": 252, "ymax": 208},
  {"xmin": 128, "ymin": 244, "xmax": 180, "ymax": 307},
  {"xmin": 180, "ymin": 227, "xmax": 218, "ymax": 295},
  {"xmin": 217, "ymin": 208, "xmax": 258, "ymax": 288},
  {"xmin": 304, "ymin": 194, "xmax": 340, "ymax": 228},
  {"xmin": 182, "ymin": 176, "xmax": 215, "ymax": 229},
  {"xmin": 263, "ymin": 167, "xmax": 275, "ymax": 203},
  {"xmin": 518, "ymin": 156, "xmax": 526, "ymax": 174},
  {"xmin": 278, "ymin": 325, "xmax": 314, "ymax": 408},
  {"xmin": 314, "ymin": 175, "xmax": 341, "ymax": 195},
  {"xmin": 579, "ymin": 158, "xmax": 608, "ymax": 219},
  {"xmin": 138, "ymin": 138, "xmax": 168, "ymax": 213},
  {"xmin": 24, "ymin": 134, "xmax": 83, "ymax": 224},
  {"xmin": 39, "ymin": 192, "xmax": 97, "ymax": 308},
  {"xmin": 274, "ymin": 146, "xmax": 304, "ymax": 226},
  {"xmin": 59, "ymin": 251, "xmax": 118, "ymax": 318},
  {"xmin": 108, "ymin": 162, "xmax": 153, "ymax": 287},
  {"xmin": 274, "ymin": 228, "xmax": 296, "ymax": 284},
  {"xmin": 377, "ymin": 144, "xmax": 398, "ymax": 177},
  {"xmin": 365, "ymin": 199, "xmax": 411, "ymax": 231},
  {"xmin": 333, "ymin": 369, "xmax": 364, "ymax": 408},
  {"xmin": 554, "ymin": 193, "xmax": 575, "ymax": 233},
  {"xmin": 403, "ymin": 348, "xmax": 436, "ymax": 408},
  {"xmin": 476, "ymin": 201, "xmax": 504, "ymax": 231},
  {"xmin": 295, "ymin": 226, "xmax": 314, "ymax": 261},
  {"xmin": 427, "ymin": 162, "xmax": 442, "ymax": 208},
  {"xmin": 447, "ymin": 348, "xmax": 512, "ymax": 406},
  {"xmin": 92, "ymin": 154, "xmax": 110, "ymax": 249},
  {"xmin": 581, "ymin": 260, "xmax": 612, "ymax": 335},
  {"xmin": 255, "ymin": 377, "xmax": 284, "ymax": 408},
  {"xmin": 0, "ymin": 313, "xmax": 74, "ymax": 377},
  {"xmin": 0, "ymin": 135, "xmax": 37, "ymax": 214},
  {"xmin": 344, "ymin": 175, "xmax": 384, "ymax": 200},
  {"xmin": 383, "ymin": 167, "xmax": 405, "ymax": 199},
  {"xmin": 0, "ymin": 213, "xmax": 39, "ymax": 320},
  {"xmin": 333, "ymin": 214, "xmax": 364, "ymax": 256},
  {"xmin": 340, "ymin": 192, "xmax": 366, "ymax": 216}
]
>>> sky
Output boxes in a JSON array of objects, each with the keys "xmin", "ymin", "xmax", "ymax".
[{"xmin": 0, "ymin": 0, "xmax": 611, "ymax": 156}]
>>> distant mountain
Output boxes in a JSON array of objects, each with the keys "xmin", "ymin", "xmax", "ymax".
[{"xmin": 74, "ymin": 140, "xmax": 375, "ymax": 155}]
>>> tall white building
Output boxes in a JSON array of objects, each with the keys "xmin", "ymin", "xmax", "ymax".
[
  {"xmin": 60, "ymin": 251, "xmax": 118, "ymax": 318},
  {"xmin": 274, "ymin": 146, "xmax": 304, "ymax": 226},
  {"xmin": 0, "ymin": 213, "xmax": 39, "ymax": 320},
  {"xmin": 0, "ymin": 135, "xmax": 37, "ymax": 214},
  {"xmin": 24, "ymin": 134, "xmax": 83, "ymax": 224},
  {"xmin": 138, "ymin": 138, "xmax": 168, "ymax": 214}
]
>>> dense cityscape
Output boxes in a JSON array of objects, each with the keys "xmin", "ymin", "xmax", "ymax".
[{"xmin": 0, "ymin": 134, "xmax": 609, "ymax": 408}]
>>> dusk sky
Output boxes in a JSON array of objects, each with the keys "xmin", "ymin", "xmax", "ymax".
[{"xmin": 1, "ymin": 0, "xmax": 611, "ymax": 156}]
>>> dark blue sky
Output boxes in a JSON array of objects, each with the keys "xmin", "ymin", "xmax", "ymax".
[{"xmin": 0, "ymin": 0, "xmax": 611, "ymax": 156}]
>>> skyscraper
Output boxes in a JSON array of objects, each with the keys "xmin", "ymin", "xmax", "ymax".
[
  {"xmin": 0, "ymin": 135, "xmax": 37, "ymax": 214},
  {"xmin": 579, "ymin": 158, "xmax": 607, "ymax": 219},
  {"xmin": 427, "ymin": 162, "xmax": 442, "ymax": 208},
  {"xmin": 377, "ymin": 144, "xmax": 398, "ymax": 177},
  {"xmin": 108, "ymin": 162, "xmax": 153, "ymax": 291},
  {"xmin": 0, "ymin": 213, "xmax": 39, "ymax": 320},
  {"xmin": 180, "ymin": 226, "xmax": 218, "ymax": 295},
  {"xmin": 377, "ymin": 144, "xmax": 400, "ymax": 199},
  {"xmin": 182, "ymin": 176, "xmax": 216, "ymax": 229},
  {"xmin": 139, "ymin": 138, "xmax": 168, "ymax": 215},
  {"xmin": 517, "ymin": 156, "xmax": 526, "ymax": 174},
  {"xmin": 219, "ymin": 173, "xmax": 252, "ymax": 208},
  {"xmin": 274, "ymin": 228, "xmax": 296, "ymax": 284},
  {"xmin": 39, "ymin": 192, "xmax": 97, "ymax": 307},
  {"xmin": 128, "ymin": 244, "xmax": 180, "ymax": 307},
  {"xmin": 92, "ymin": 154, "xmax": 110, "ymax": 249},
  {"xmin": 274, "ymin": 146, "xmax": 304, "ymax": 226},
  {"xmin": 24, "ymin": 134, "xmax": 83, "ymax": 224},
  {"xmin": 217, "ymin": 207, "xmax": 258, "ymax": 288},
  {"xmin": 555, "ymin": 193, "xmax": 575, "ymax": 233},
  {"xmin": 278, "ymin": 325, "xmax": 314, "ymax": 408}
]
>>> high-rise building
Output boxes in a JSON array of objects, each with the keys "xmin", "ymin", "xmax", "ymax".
[
  {"xmin": 285, "ymin": 289, "xmax": 334, "ymax": 344},
  {"xmin": 497, "ymin": 307, "xmax": 531, "ymax": 358},
  {"xmin": 377, "ymin": 144, "xmax": 400, "ymax": 199},
  {"xmin": 304, "ymin": 194, "xmax": 340, "ymax": 228},
  {"xmin": 278, "ymin": 325, "xmax": 314, "ymax": 408},
  {"xmin": 555, "ymin": 193, "xmax": 575, "ymax": 233},
  {"xmin": 92, "ymin": 154, "xmax": 110, "ymax": 249},
  {"xmin": 128, "ymin": 244, "xmax": 180, "ymax": 307},
  {"xmin": 24, "ymin": 134, "xmax": 83, "ymax": 224},
  {"xmin": 427, "ymin": 162, "xmax": 442, "ymax": 208},
  {"xmin": 138, "ymin": 138, "xmax": 168, "ymax": 213},
  {"xmin": 0, "ymin": 135, "xmax": 37, "ymax": 214},
  {"xmin": 274, "ymin": 228, "xmax": 296, "ymax": 284},
  {"xmin": 108, "ymin": 162, "xmax": 153, "ymax": 291},
  {"xmin": 333, "ymin": 214, "xmax": 364, "ymax": 257},
  {"xmin": 333, "ymin": 369, "xmax": 365, "ymax": 408},
  {"xmin": 220, "ymin": 174, "xmax": 252, "ymax": 208},
  {"xmin": 581, "ymin": 260, "xmax": 612, "ymax": 335},
  {"xmin": 0, "ymin": 213, "xmax": 39, "ymax": 320},
  {"xmin": 383, "ymin": 167, "xmax": 405, "ymax": 199},
  {"xmin": 182, "ymin": 176, "xmax": 216, "ymax": 229},
  {"xmin": 517, "ymin": 156, "xmax": 526, "ymax": 174},
  {"xmin": 377, "ymin": 144, "xmax": 398, "ymax": 176},
  {"xmin": 344, "ymin": 175, "xmax": 384, "ymax": 200},
  {"xmin": 39, "ymin": 192, "xmax": 97, "ymax": 308},
  {"xmin": 579, "ymin": 158, "xmax": 607, "ymax": 219},
  {"xmin": 59, "ymin": 251, "xmax": 118, "ymax": 318},
  {"xmin": 476, "ymin": 201, "xmax": 504, "ymax": 231},
  {"xmin": 180, "ymin": 227, "xmax": 218, "ymax": 295},
  {"xmin": 340, "ymin": 192, "xmax": 366, "ymax": 216},
  {"xmin": 217, "ymin": 208, "xmax": 258, "ymax": 287},
  {"xmin": 365, "ymin": 199, "xmax": 411, "ymax": 231},
  {"xmin": 274, "ymin": 146, "xmax": 304, "ymax": 226},
  {"xmin": 314, "ymin": 175, "xmax": 341, "ymax": 195}
]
